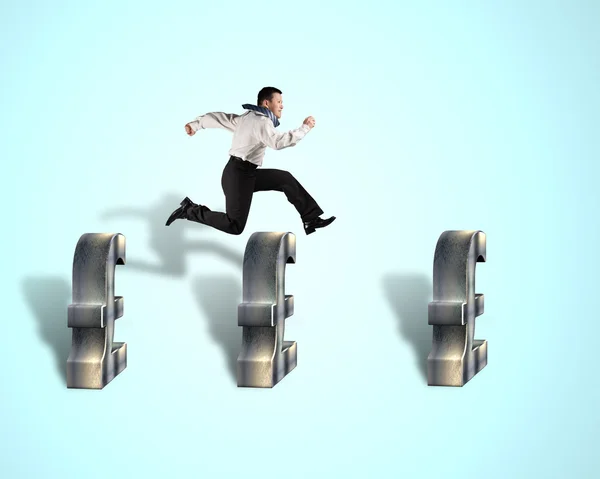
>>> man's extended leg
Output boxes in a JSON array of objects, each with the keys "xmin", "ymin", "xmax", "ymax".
[
  {"xmin": 254, "ymin": 168, "xmax": 335, "ymax": 234},
  {"xmin": 166, "ymin": 157, "xmax": 257, "ymax": 235},
  {"xmin": 254, "ymin": 169, "xmax": 323, "ymax": 221}
]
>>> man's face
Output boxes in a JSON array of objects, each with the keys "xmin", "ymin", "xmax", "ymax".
[{"xmin": 264, "ymin": 93, "xmax": 283, "ymax": 119}]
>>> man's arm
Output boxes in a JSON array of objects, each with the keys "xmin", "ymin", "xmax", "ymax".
[
  {"xmin": 186, "ymin": 112, "xmax": 240, "ymax": 135},
  {"xmin": 254, "ymin": 118, "xmax": 313, "ymax": 150}
]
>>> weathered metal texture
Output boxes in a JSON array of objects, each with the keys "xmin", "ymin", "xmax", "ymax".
[
  {"xmin": 428, "ymin": 230, "xmax": 487, "ymax": 387},
  {"xmin": 237, "ymin": 232, "xmax": 297, "ymax": 388},
  {"xmin": 67, "ymin": 233, "xmax": 127, "ymax": 389}
]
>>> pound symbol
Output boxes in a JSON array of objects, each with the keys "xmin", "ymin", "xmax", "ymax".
[
  {"xmin": 67, "ymin": 233, "xmax": 127, "ymax": 389},
  {"xmin": 237, "ymin": 232, "xmax": 297, "ymax": 388},
  {"xmin": 428, "ymin": 230, "xmax": 487, "ymax": 386}
]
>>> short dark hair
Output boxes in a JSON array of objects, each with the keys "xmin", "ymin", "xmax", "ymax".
[{"xmin": 257, "ymin": 87, "xmax": 282, "ymax": 105}]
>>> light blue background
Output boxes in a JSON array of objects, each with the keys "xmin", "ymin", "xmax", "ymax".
[{"xmin": 2, "ymin": 0, "xmax": 598, "ymax": 477}]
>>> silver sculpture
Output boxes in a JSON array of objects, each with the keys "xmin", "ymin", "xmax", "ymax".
[
  {"xmin": 237, "ymin": 232, "xmax": 297, "ymax": 388},
  {"xmin": 67, "ymin": 233, "xmax": 127, "ymax": 389},
  {"xmin": 428, "ymin": 230, "xmax": 487, "ymax": 387}
]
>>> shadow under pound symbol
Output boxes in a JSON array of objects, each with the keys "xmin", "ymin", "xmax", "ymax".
[
  {"xmin": 67, "ymin": 233, "xmax": 127, "ymax": 389},
  {"xmin": 237, "ymin": 232, "xmax": 297, "ymax": 388},
  {"xmin": 427, "ymin": 230, "xmax": 487, "ymax": 387}
]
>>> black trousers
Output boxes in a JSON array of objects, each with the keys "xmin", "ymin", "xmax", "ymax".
[{"xmin": 186, "ymin": 156, "xmax": 324, "ymax": 235}]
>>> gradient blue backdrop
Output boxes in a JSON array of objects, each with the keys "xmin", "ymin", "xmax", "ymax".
[{"xmin": 2, "ymin": 1, "xmax": 598, "ymax": 477}]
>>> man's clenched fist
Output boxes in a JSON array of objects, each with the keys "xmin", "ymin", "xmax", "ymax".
[
  {"xmin": 303, "ymin": 116, "xmax": 316, "ymax": 129},
  {"xmin": 185, "ymin": 123, "xmax": 196, "ymax": 136}
]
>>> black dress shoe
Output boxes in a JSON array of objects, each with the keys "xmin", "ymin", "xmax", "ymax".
[
  {"xmin": 165, "ymin": 197, "xmax": 196, "ymax": 226},
  {"xmin": 303, "ymin": 216, "xmax": 336, "ymax": 235}
]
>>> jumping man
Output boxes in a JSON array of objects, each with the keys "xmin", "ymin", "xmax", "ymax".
[{"xmin": 165, "ymin": 86, "xmax": 335, "ymax": 235}]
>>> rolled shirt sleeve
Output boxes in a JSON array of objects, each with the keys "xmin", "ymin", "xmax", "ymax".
[
  {"xmin": 188, "ymin": 112, "xmax": 240, "ymax": 133},
  {"xmin": 254, "ymin": 118, "xmax": 311, "ymax": 150}
]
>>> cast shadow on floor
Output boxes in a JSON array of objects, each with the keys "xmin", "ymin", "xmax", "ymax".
[
  {"xmin": 192, "ymin": 275, "xmax": 241, "ymax": 383},
  {"xmin": 382, "ymin": 273, "xmax": 432, "ymax": 380},
  {"xmin": 22, "ymin": 276, "xmax": 71, "ymax": 384}
]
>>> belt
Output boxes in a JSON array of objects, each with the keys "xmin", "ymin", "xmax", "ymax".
[{"xmin": 230, "ymin": 156, "xmax": 258, "ymax": 169}]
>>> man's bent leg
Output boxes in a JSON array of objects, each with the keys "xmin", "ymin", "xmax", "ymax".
[
  {"xmin": 254, "ymin": 169, "xmax": 323, "ymax": 222},
  {"xmin": 187, "ymin": 158, "xmax": 256, "ymax": 235}
]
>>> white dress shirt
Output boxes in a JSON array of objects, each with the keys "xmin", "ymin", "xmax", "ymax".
[{"xmin": 188, "ymin": 110, "xmax": 311, "ymax": 167}]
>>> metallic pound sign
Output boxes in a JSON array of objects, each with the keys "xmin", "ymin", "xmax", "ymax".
[
  {"xmin": 67, "ymin": 233, "xmax": 127, "ymax": 389},
  {"xmin": 428, "ymin": 230, "xmax": 487, "ymax": 387},
  {"xmin": 237, "ymin": 232, "xmax": 297, "ymax": 388}
]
